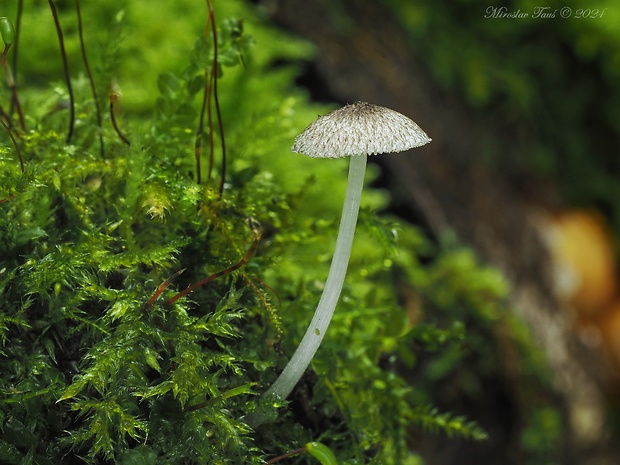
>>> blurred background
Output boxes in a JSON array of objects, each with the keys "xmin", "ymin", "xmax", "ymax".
[{"xmin": 255, "ymin": 0, "xmax": 620, "ymax": 463}]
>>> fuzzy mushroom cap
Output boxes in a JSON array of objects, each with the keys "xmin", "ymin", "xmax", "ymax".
[{"xmin": 292, "ymin": 102, "xmax": 431, "ymax": 158}]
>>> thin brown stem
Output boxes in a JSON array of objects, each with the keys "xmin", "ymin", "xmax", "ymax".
[
  {"xmin": 1, "ymin": 116, "xmax": 23, "ymax": 173},
  {"xmin": 165, "ymin": 231, "xmax": 261, "ymax": 305},
  {"xmin": 47, "ymin": 0, "xmax": 75, "ymax": 143},
  {"xmin": 9, "ymin": 0, "xmax": 23, "ymax": 125},
  {"xmin": 263, "ymin": 447, "xmax": 307, "ymax": 464},
  {"xmin": 206, "ymin": 66, "xmax": 214, "ymax": 181},
  {"xmin": 1, "ymin": 48, "xmax": 25, "ymax": 132},
  {"xmin": 194, "ymin": 129, "xmax": 203, "ymax": 184},
  {"xmin": 206, "ymin": 0, "xmax": 227, "ymax": 195},
  {"xmin": 109, "ymin": 93, "xmax": 130, "ymax": 146},
  {"xmin": 195, "ymin": 7, "xmax": 215, "ymax": 185},
  {"xmin": 0, "ymin": 105, "xmax": 11, "ymax": 128},
  {"xmin": 145, "ymin": 269, "xmax": 186, "ymax": 307},
  {"xmin": 194, "ymin": 51, "xmax": 211, "ymax": 184},
  {"xmin": 75, "ymin": 0, "xmax": 104, "ymax": 158},
  {"xmin": 196, "ymin": 0, "xmax": 226, "ymax": 193}
]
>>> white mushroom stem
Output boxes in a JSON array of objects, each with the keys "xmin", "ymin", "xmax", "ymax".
[{"xmin": 264, "ymin": 153, "xmax": 368, "ymax": 401}]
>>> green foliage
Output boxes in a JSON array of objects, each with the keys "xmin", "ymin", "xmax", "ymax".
[
  {"xmin": 305, "ymin": 442, "xmax": 338, "ymax": 465},
  {"xmin": 410, "ymin": 405, "xmax": 487, "ymax": 440},
  {"xmin": 0, "ymin": 1, "xmax": 556, "ymax": 463},
  {"xmin": 386, "ymin": 0, "xmax": 620, "ymax": 233},
  {"xmin": 521, "ymin": 406, "xmax": 562, "ymax": 464}
]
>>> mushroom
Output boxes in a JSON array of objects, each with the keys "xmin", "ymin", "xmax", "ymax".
[{"xmin": 263, "ymin": 102, "xmax": 431, "ymax": 401}]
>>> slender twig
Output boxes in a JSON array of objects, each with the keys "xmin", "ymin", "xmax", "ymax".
[
  {"xmin": 206, "ymin": 66, "xmax": 214, "ymax": 182},
  {"xmin": 109, "ymin": 92, "xmax": 130, "ymax": 146},
  {"xmin": 9, "ymin": 0, "xmax": 23, "ymax": 126},
  {"xmin": 206, "ymin": 0, "xmax": 227, "ymax": 195},
  {"xmin": 47, "ymin": 0, "xmax": 75, "ymax": 143},
  {"xmin": 196, "ymin": 0, "xmax": 226, "ymax": 192},
  {"xmin": 205, "ymin": 33, "xmax": 216, "ymax": 181},
  {"xmin": 1, "ymin": 116, "xmax": 23, "ymax": 172},
  {"xmin": 195, "ymin": 7, "xmax": 215, "ymax": 184},
  {"xmin": 75, "ymin": 0, "xmax": 104, "ymax": 158},
  {"xmin": 194, "ymin": 118, "xmax": 204, "ymax": 184},
  {"xmin": 264, "ymin": 447, "xmax": 307, "ymax": 464},
  {"xmin": 194, "ymin": 47, "xmax": 210, "ymax": 183},
  {"xmin": 165, "ymin": 231, "xmax": 261, "ymax": 305},
  {"xmin": 1, "ymin": 47, "xmax": 25, "ymax": 132},
  {"xmin": 0, "ymin": 105, "xmax": 11, "ymax": 127},
  {"xmin": 145, "ymin": 269, "xmax": 186, "ymax": 307}
]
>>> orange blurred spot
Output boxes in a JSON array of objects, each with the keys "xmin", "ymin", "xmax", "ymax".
[{"xmin": 545, "ymin": 210, "xmax": 617, "ymax": 320}]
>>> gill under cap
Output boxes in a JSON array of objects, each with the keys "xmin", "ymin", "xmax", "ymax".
[{"xmin": 292, "ymin": 102, "xmax": 431, "ymax": 159}]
